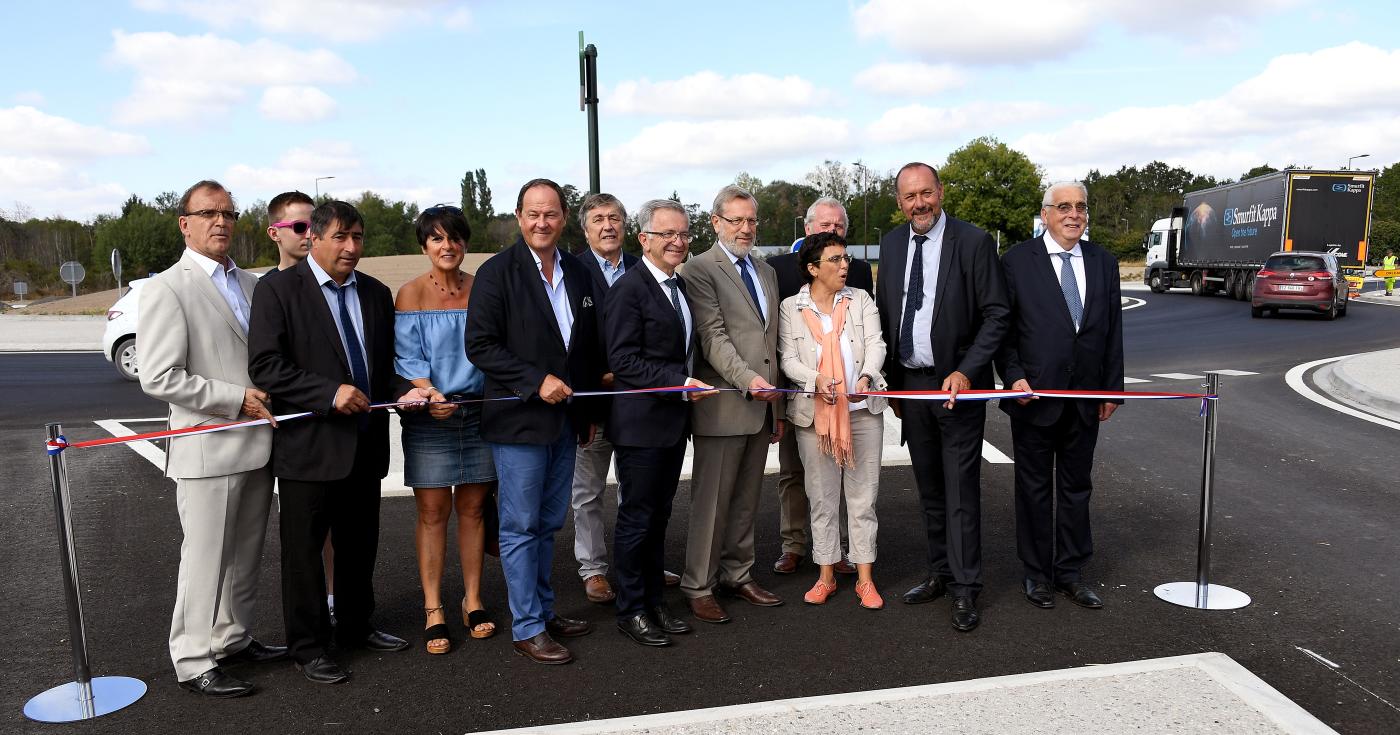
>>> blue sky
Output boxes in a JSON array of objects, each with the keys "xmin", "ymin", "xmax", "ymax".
[{"xmin": 2, "ymin": 0, "xmax": 1398, "ymax": 222}]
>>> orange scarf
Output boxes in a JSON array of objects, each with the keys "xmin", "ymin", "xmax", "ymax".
[{"xmin": 800, "ymin": 294, "xmax": 853, "ymax": 468}]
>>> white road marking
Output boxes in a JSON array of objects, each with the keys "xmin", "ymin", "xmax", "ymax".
[
  {"xmin": 1152, "ymin": 373, "xmax": 1205, "ymax": 380},
  {"xmin": 94, "ymin": 419, "xmax": 165, "ymax": 470},
  {"xmin": 1284, "ymin": 355, "xmax": 1400, "ymax": 431},
  {"xmin": 1206, "ymin": 369, "xmax": 1259, "ymax": 376},
  {"xmin": 1295, "ymin": 645, "xmax": 1400, "ymax": 714},
  {"xmin": 1123, "ymin": 377, "xmax": 1150, "ymax": 384},
  {"xmin": 1121, "ymin": 296, "xmax": 1147, "ymax": 311}
]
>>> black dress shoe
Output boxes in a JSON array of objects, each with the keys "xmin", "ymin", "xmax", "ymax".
[
  {"xmin": 546, "ymin": 615, "xmax": 594, "ymax": 638},
  {"xmin": 179, "ymin": 666, "xmax": 254, "ymax": 698},
  {"xmin": 649, "ymin": 604, "xmax": 693, "ymax": 635},
  {"xmin": 951, "ymin": 595, "xmax": 980, "ymax": 632},
  {"xmin": 218, "ymin": 638, "xmax": 289, "ymax": 665},
  {"xmin": 901, "ymin": 576, "xmax": 951, "ymax": 605},
  {"xmin": 1055, "ymin": 581, "xmax": 1104, "ymax": 609},
  {"xmin": 296, "ymin": 655, "xmax": 350, "ymax": 684},
  {"xmin": 618, "ymin": 614, "xmax": 672, "ymax": 647},
  {"xmin": 362, "ymin": 629, "xmax": 410, "ymax": 651},
  {"xmin": 1023, "ymin": 579, "xmax": 1055, "ymax": 609}
]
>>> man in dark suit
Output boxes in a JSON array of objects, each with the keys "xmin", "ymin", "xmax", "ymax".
[
  {"xmin": 604, "ymin": 198, "xmax": 718, "ymax": 647},
  {"xmin": 466, "ymin": 178, "xmax": 604, "ymax": 665},
  {"xmin": 876, "ymin": 162, "xmax": 1008, "ymax": 632},
  {"xmin": 570, "ymin": 192, "xmax": 640, "ymax": 605},
  {"xmin": 995, "ymin": 181, "xmax": 1123, "ymax": 611},
  {"xmin": 248, "ymin": 201, "xmax": 430, "ymax": 684},
  {"xmin": 766, "ymin": 196, "xmax": 872, "ymax": 577}
]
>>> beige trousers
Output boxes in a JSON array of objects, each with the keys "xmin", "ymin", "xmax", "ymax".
[
  {"xmin": 795, "ymin": 410, "xmax": 883, "ymax": 565},
  {"xmin": 682, "ymin": 421, "xmax": 771, "ymax": 597}
]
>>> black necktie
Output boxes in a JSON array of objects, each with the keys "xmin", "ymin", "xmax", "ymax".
[
  {"xmin": 665, "ymin": 276, "xmax": 692, "ymax": 369},
  {"xmin": 899, "ymin": 234, "xmax": 929, "ymax": 362},
  {"xmin": 333, "ymin": 282, "xmax": 370, "ymax": 395},
  {"xmin": 736, "ymin": 257, "xmax": 764, "ymax": 325}
]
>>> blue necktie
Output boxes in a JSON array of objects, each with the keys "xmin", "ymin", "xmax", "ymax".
[
  {"xmin": 899, "ymin": 234, "xmax": 929, "ymax": 362},
  {"xmin": 736, "ymin": 257, "xmax": 764, "ymax": 325},
  {"xmin": 1059, "ymin": 252, "xmax": 1083, "ymax": 330},
  {"xmin": 333, "ymin": 283, "xmax": 370, "ymax": 395},
  {"xmin": 664, "ymin": 277, "xmax": 684, "ymax": 325}
]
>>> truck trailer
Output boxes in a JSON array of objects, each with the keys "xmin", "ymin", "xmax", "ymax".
[{"xmin": 1143, "ymin": 169, "xmax": 1375, "ymax": 300}]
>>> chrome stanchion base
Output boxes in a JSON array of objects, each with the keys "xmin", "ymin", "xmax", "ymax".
[
  {"xmin": 23, "ymin": 676, "xmax": 146, "ymax": 722},
  {"xmin": 1155, "ymin": 582, "xmax": 1251, "ymax": 610}
]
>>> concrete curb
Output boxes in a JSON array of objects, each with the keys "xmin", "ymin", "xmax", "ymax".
[{"xmin": 1315, "ymin": 348, "xmax": 1400, "ymax": 423}]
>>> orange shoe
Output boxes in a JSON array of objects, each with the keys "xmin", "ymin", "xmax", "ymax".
[
  {"xmin": 855, "ymin": 580, "xmax": 884, "ymax": 610},
  {"xmin": 803, "ymin": 579, "xmax": 838, "ymax": 605}
]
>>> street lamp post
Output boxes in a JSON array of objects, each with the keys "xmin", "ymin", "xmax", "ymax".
[
  {"xmin": 314, "ymin": 176, "xmax": 336, "ymax": 200},
  {"xmin": 1346, "ymin": 153, "xmax": 1370, "ymax": 170},
  {"xmin": 853, "ymin": 161, "xmax": 871, "ymax": 245},
  {"xmin": 793, "ymin": 215, "xmax": 803, "ymax": 244}
]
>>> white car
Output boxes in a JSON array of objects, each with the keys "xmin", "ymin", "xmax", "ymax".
[{"xmin": 103, "ymin": 278, "xmax": 146, "ymax": 381}]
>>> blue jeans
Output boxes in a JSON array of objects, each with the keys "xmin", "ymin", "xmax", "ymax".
[{"xmin": 491, "ymin": 423, "xmax": 576, "ymax": 641}]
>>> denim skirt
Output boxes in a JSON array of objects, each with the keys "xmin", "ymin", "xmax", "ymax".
[{"xmin": 401, "ymin": 400, "xmax": 497, "ymax": 487}]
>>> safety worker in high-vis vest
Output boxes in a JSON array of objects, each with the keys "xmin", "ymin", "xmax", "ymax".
[{"xmin": 1383, "ymin": 251, "xmax": 1397, "ymax": 296}]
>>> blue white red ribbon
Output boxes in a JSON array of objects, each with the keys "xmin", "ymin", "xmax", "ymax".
[{"xmin": 44, "ymin": 386, "xmax": 1213, "ymax": 454}]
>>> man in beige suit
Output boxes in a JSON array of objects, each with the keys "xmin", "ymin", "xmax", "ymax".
[
  {"xmin": 140, "ymin": 179, "xmax": 286, "ymax": 698},
  {"xmin": 680, "ymin": 184, "xmax": 786, "ymax": 623}
]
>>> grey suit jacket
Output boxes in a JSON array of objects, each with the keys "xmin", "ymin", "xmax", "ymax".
[
  {"xmin": 778, "ymin": 287, "xmax": 888, "ymax": 427},
  {"xmin": 682, "ymin": 244, "xmax": 784, "ymax": 436},
  {"xmin": 139, "ymin": 249, "xmax": 271, "ymax": 479}
]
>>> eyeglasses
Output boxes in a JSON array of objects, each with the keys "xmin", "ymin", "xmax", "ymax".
[
  {"xmin": 184, "ymin": 209, "xmax": 240, "ymax": 222},
  {"xmin": 272, "ymin": 219, "xmax": 310, "ymax": 235},
  {"xmin": 1049, "ymin": 202, "xmax": 1089, "ymax": 214},
  {"xmin": 714, "ymin": 214, "xmax": 759, "ymax": 228},
  {"xmin": 423, "ymin": 204, "xmax": 463, "ymax": 216},
  {"xmin": 820, "ymin": 254, "xmax": 854, "ymax": 265},
  {"xmin": 643, "ymin": 231, "xmax": 694, "ymax": 243}
]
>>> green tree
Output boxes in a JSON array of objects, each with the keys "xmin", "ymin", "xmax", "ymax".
[
  {"xmin": 95, "ymin": 199, "xmax": 182, "ymax": 273},
  {"xmin": 1240, "ymin": 164, "xmax": 1278, "ymax": 181},
  {"xmin": 1370, "ymin": 219, "xmax": 1400, "ymax": 257},
  {"xmin": 670, "ymin": 190, "xmax": 715, "ymax": 255},
  {"xmin": 459, "ymin": 168, "xmax": 496, "ymax": 250},
  {"xmin": 1082, "ymin": 161, "xmax": 1220, "ymax": 258},
  {"xmin": 939, "ymin": 136, "xmax": 1043, "ymax": 245},
  {"xmin": 353, "ymin": 191, "xmax": 419, "ymax": 257},
  {"xmin": 1373, "ymin": 162, "xmax": 1400, "ymax": 224}
]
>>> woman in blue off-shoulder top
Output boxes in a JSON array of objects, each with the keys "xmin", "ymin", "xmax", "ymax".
[{"xmin": 395, "ymin": 205, "xmax": 498, "ymax": 655}]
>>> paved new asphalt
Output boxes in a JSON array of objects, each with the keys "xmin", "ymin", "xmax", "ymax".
[{"xmin": 1, "ymin": 288, "xmax": 1398, "ymax": 733}]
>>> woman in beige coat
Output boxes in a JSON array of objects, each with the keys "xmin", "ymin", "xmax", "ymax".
[{"xmin": 778, "ymin": 232, "xmax": 888, "ymax": 609}]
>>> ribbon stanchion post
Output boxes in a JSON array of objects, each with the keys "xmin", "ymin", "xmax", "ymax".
[
  {"xmin": 24, "ymin": 423, "xmax": 145, "ymax": 723},
  {"xmin": 1154, "ymin": 373, "xmax": 1251, "ymax": 611}
]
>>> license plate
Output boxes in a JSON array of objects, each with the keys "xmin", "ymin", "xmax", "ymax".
[{"xmin": 1277, "ymin": 284, "xmax": 1305, "ymax": 292}]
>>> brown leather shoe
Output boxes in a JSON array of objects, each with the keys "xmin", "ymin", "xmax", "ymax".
[
  {"xmin": 512, "ymin": 632, "xmax": 572, "ymax": 664},
  {"xmin": 663, "ymin": 570, "xmax": 681, "ymax": 587},
  {"xmin": 688, "ymin": 594, "xmax": 731, "ymax": 624},
  {"xmin": 833, "ymin": 556, "xmax": 857, "ymax": 575},
  {"xmin": 545, "ymin": 614, "xmax": 593, "ymax": 638},
  {"xmin": 718, "ymin": 581, "xmax": 784, "ymax": 607},
  {"xmin": 772, "ymin": 551, "xmax": 802, "ymax": 574},
  {"xmin": 583, "ymin": 574, "xmax": 615, "ymax": 603}
]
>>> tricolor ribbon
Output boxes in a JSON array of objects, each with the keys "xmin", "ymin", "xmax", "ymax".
[{"xmin": 44, "ymin": 386, "xmax": 1214, "ymax": 454}]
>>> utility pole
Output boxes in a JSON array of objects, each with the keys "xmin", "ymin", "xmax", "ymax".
[{"xmin": 579, "ymin": 33, "xmax": 601, "ymax": 194}]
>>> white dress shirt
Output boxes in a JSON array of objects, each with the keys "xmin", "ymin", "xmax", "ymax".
[
  {"xmin": 800, "ymin": 285, "xmax": 867, "ymax": 411},
  {"xmin": 1043, "ymin": 234, "xmax": 1086, "ymax": 329},
  {"xmin": 306, "ymin": 254, "xmax": 367, "ymax": 361},
  {"xmin": 531, "ymin": 246, "xmax": 574, "ymax": 349},
  {"xmin": 185, "ymin": 247, "xmax": 250, "ymax": 334},
  {"xmin": 899, "ymin": 213, "xmax": 946, "ymax": 368},
  {"xmin": 717, "ymin": 242, "xmax": 768, "ymax": 323}
]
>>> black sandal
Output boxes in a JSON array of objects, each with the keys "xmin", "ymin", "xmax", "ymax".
[
  {"xmin": 424, "ymin": 605, "xmax": 451, "ymax": 654},
  {"xmin": 464, "ymin": 606, "xmax": 496, "ymax": 640}
]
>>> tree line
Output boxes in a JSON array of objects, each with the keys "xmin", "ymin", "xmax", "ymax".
[{"xmin": 4, "ymin": 141, "xmax": 1398, "ymax": 300}]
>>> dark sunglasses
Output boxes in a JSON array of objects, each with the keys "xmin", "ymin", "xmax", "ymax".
[
  {"xmin": 424, "ymin": 204, "xmax": 463, "ymax": 216},
  {"xmin": 272, "ymin": 220, "xmax": 311, "ymax": 235}
]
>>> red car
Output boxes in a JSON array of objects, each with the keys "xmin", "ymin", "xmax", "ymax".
[{"xmin": 1250, "ymin": 251, "xmax": 1349, "ymax": 319}]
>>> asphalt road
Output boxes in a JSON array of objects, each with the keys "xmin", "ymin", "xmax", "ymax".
[{"xmin": 1, "ymin": 291, "xmax": 1398, "ymax": 734}]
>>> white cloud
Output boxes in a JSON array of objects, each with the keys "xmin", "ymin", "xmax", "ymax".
[
  {"xmin": 11, "ymin": 91, "xmax": 45, "ymax": 106},
  {"xmin": 132, "ymin": 0, "xmax": 469, "ymax": 42},
  {"xmin": 0, "ymin": 106, "xmax": 150, "ymax": 159},
  {"xmin": 602, "ymin": 117, "xmax": 853, "ymax": 178},
  {"xmin": 867, "ymin": 101, "xmax": 1054, "ymax": 144},
  {"xmin": 108, "ymin": 31, "xmax": 356, "ymax": 124},
  {"xmin": 259, "ymin": 86, "xmax": 338, "ymax": 122},
  {"xmin": 608, "ymin": 72, "xmax": 831, "ymax": 118},
  {"xmin": 853, "ymin": 62, "xmax": 966, "ymax": 97},
  {"xmin": 852, "ymin": 0, "xmax": 1299, "ymax": 64},
  {"xmin": 223, "ymin": 141, "xmax": 363, "ymax": 196},
  {"xmin": 0, "ymin": 155, "xmax": 132, "ymax": 221},
  {"xmin": 1017, "ymin": 43, "xmax": 1400, "ymax": 181}
]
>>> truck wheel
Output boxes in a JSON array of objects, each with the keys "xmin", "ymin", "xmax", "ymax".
[
  {"xmin": 115, "ymin": 336, "xmax": 139, "ymax": 381},
  {"xmin": 1149, "ymin": 271, "xmax": 1167, "ymax": 293},
  {"xmin": 1191, "ymin": 272, "xmax": 1204, "ymax": 296}
]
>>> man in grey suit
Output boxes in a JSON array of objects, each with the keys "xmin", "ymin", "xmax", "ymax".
[
  {"xmin": 681, "ymin": 184, "xmax": 786, "ymax": 624},
  {"xmin": 139, "ymin": 179, "xmax": 286, "ymax": 698}
]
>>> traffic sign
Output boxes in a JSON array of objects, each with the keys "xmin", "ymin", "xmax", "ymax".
[
  {"xmin": 13, "ymin": 281, "xmax": 27, "ymax": 303},
  {"xmin": 111, "ymin": 249, "xmax": 124, "ymax": 296},
  {"xmin": 59, "ymin": 261, "xmax": 85, "ymax": 299},
  {"xmin": 1375, "ymin": 269, "xmax": 1400, "ymax": 278}
]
